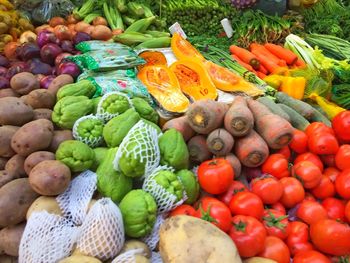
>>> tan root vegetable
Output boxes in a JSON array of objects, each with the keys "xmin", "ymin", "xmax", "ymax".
[
  {"xmin": 49, "ymin": 130, "xmax": 74, "ymax": 152},
  {"xmin": 0, "ymin": 158, "xmax": 7, "ymax": 170},
  {"xmin": 162, "ymin": 116, "xmax": 195, "ymax": 142},
  {"xmin": 92, "ymin": 17, "xmax": 108, "ymax": 26},
  {"xmin": 0, "ymin": 223, "xmax": 25, "ymax": 256},
  {"xmin": 58, "ymin": 255, "xmax": 102, "ymax": 263},
  {"xmin": 33, "ymin": 108, "xmax": 53, "ymax": 121},
  {"xmin": 91, "ymin": 25, "xmax": 112, "ymax": 40},
  {"xmin": 24, "ymin": 151, "xmax": 55, "ymax": 175},
  {"xmin": 5, "ymin": 154, "xmax": 26, "ymax": 177},
  {"xmin": 207, "ymin": 128, "xmax": 234, "ymax": 156},
  {"xmin": 0, "ymin": 126, "xmax": 19, "ymax": 158},
  {"xmin": 243, "ymin": 257, "xmax": 277, "ymax": 263},
  {"xmin": 10, "ymin": 72, "xmax": 39, "ymax": 95},
  {"xmin": 187, "ymin": 135, "xmax": 212, "ymax": 163},
  {"xmin": 223, "ymin": 153, "xmax": 241, "ymax": 177},
  {"xmin": 47, "ymin": 74, "xmax": 74, "ymax": 96},
  {"xmin": 0, "ymin": 88, "xmax": 19, "ymax": 98},
  {"xmin": 0, "ymin": 170, "xmax": 17, "ymax": 188},
  {"xmin": 120, "ymin": 240, "xmax": 151, "ymax": 258},
  {"xmin": 0, "ymin": 97, "xmax": 34, "ymax": 126},
  {"xmin": 24, "ymin": 89, "xmax": 56, "ymax": 109},
  {"xmin": 0, "ymin": 255, "xmax": 18, "ymax": 262},
  {"xmin": 26, "ymin": 196, "xmax": 62, "ymax": 219}
]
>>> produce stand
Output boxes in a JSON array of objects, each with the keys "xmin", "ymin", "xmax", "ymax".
[{"xmin": 0, "ymin": 0, "xmax": 350, "ymax": 262}]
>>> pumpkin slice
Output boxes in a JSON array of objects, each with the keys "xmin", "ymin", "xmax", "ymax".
[
  {"xmin": 137, "ymin": 65, "xmax": 190, "ymax": 113},
  {"xmin": 170, "ymin": 59, "xmax": 218, "ymax": 101},
  {"xmin": 171, "ymin": 33, "xmax": 204, "ymax": 61},
  {"xmin": 137, "ymin": 51, "xmax": 167, "ymax": 71}
]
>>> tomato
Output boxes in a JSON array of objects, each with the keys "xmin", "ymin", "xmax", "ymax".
[
  {"xmin": 293, "ymin": 161, "xmax": 322, "ymax": 189},
  {"xmin": 296, "ymin": 200, "xmax": 328, "ymax": 225},
  {"xmin": 322, "ymin": 197, "xmax": 346, "ymax": 221},
  {"xmin": 321, "ymin": 154, "xmax": 336, "ymax": 168},
  {"xmin": 170, "ymin": 204, "xmax": 196, "ymax": 217},
  {"xmin": 262, "ymin": 209, "xmax": 290, "ymax": 240},
  {"xmin": 195, "ymin": 197, "xmax": 232, "ymax": 232},
  {"xmin": 294, "ymin": 152, "xmax": 324, "ymax": 172},
  {"xmin": 280, "ymin": 177, "xmax": 305, "ymax": 208},
  {"xmin": 229, "ymin": 192, "xmax": 264, "ymax": 219},
  {"xmin": 324, "ymin": 167, "xmax": 341, "ymax": 182},
  {"xmin": 258, "ymin": 236, "xmax": 290, "ymax": 263},
  {"xmin": 275, "ymin": 145, "xmax": 291, "ymax": 160},
  {"xmin": 262, "ymin": 154, "xmax": 290, "ymax": 179},
  {"xmin": 197, "ymin": 158, "xmax": 234, "ymax": 194},
  {"xmin": 251, "ymin": 176, "xmax": 283, "ymax": 205},
  {"xmin": 217, "ymin": 180, "xmax": 247, "ymax": 206},
  {"xmin": 290, "ymin": 129, "xmax": 308, "ymax": 154},
  {"xmin": 308, "ymin": 132, "xmax": 339, "ymax": 155},
  {"xmin": 310, "ymin": 175, "xmax": 336, "ymax": 200},
  {"xmin": 306, "ymin": 122, "xmax": 334, "ymax": 137},
  {"xmin": 229, "ymin": 215, "xmax": 267, "ymax": 257},
  {"xmin": 294, "ymin": 250, "xmax": 331, "ymax": 263},
  {"xmin": 310, "ymin": 219, "xmax": 350, "ymax": 256},
  {"xmin": 287, "ymin": 221, "xmax": 314, "ymax": 256},
  {"xmin": 335, "ymin": 169, "xmax": 350, "ymax": 199},
  {"xmin": 345, "ymin": 201, "xmax": 350, "ymax": 223},
  {"xmin": 332, "ymin": 111, "xmax": 350, "ymax": 142},
  {"xmin": 335, "ymin": 145, "xmax": 350, "ymax": 171},
  {"xmin": 266, "ymin": 202, "xmax": 286, "ymax": 215}
]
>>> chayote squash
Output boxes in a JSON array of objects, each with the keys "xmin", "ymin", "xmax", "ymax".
[
  {"xmin": 142, "ymin": 118, "xmax": 162, "ymax": 135},
  {"xmin": 57, "ymin": 80, "xmax": 97, "ymax": 100},
  {"xmin": 118, "ymin": 140, "xmax": 146, "ymax": 178},
  {"xmin": 103, "ymin": 108, "xmax": 140, "ymax": 147},
  {"xmin": 73, "ymin": 116, "xmax": 104, "ymax": 147},
  {"xmin": 176, "ymin": 169, "xmax": 200, "ymax": 204},
  {"xmin": 119, "ymin": 190, "xmax": 157, "ymax": 238},
  {"xmin": 131, "ymin": 97, "xmax": 159, "ymax": 124},
  {"xmin": 96, "ymin": 147, "xmax": 132, "ymax": 203},
  {"xmin": 56, "ymin": 140, "xmax": 95, "ymax": 172},
  {"xmin": 154, "ymin": 170, "xmax": 184, "ymax": 201},
  {"xmin": 52, "ymin": 96, "xmax": 94, "ymax": 129},
  {"xmin": 91, "ymin": 147, "xmax": 108, "ymax": 171},
  {"xmin": 98, "ymin": 92, "xmax": 131, "ymax": 116},
  {"xmin": 91, "ymin": 97, "xmax": 102, "ymax": 114},
  {"xmin": 158, "ymin": 128, "xmax": 189, "ymax": 170}
]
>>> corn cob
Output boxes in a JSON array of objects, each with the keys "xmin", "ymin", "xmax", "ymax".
[
  {"xmin": 83, "ymin": 12, "xmax": 102, "ymax": 23},
  {"xmin": 115, "ymin": 0, "xmax": 128, "ymax": 13},
  {"xmin": 124, "ymin": 16, "xmax": 156, "ymax": 33},
  {"xmin": 144, "ymin": 31, "xmax": 171, "ymax": 37},
  {"xmin": 127, "ymin": 2, "xmax": 145, "ymax": 17},
  {"xmin": 139, "ymin": 3, "xmax": 154, "ymax": 18},
  {"xmin": 113, "ymin": 32, "xmax": 153, "ymax": 46},
  {"xmin": 134, "ymin": 37, "xmax": 171, "ymax": 49},
  {"xmin": 122, "ymin": 16, "xmax": 136, "ymax": 26},
  {"xmin": 109, "ymin": 4, "xmax": 124, "ymax": 30}
]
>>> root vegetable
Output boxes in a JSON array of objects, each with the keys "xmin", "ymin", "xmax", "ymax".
[
  {"xmin": 47, "ymin": 74, "xmax": 74, "ymax": 95},
  {"xmin": 10, "ymin": 72, "xmax": 39, "ymax": 95},
  {"xmin": 5, "ymin": 154, "xmax": 26, "ymax": 178},
  {"xmin": 162, "ymin": 116, "xmax": 195, "ymax": 141},
  {"xmin": 92, "ymin": 17, "xmax": 108, "ymax": 26},
  {"xmin": 0, "ymin": 158, "xmax": 7, "ymax": 170},
  {"xmin": 187, "ymin": 135, "xmax": 212, "ymax": 163},
  {"xmin": 0, "ymin": 126, "xmax": 19, "ymax": 158},
  {"xmin": 207, "ymin": 128, "xmax": 234, "ymax": 156},
  {"xmin": 26, "ymin": 196, "xmax": 62, "ymax": 219},
  {"xmin": 24, "ymin": 89, "xmax": 55, "ymax": 109},
  {"xmin": 0, "ymin": 223, "xmax": 25, "ymax": 256},
  {"xmin": 223, "ymin": 153, "xmax": 242, "ymax": 177},
  {"xmin": 24, "ymin": 151, "xmax": 55, "ymax": 175},
  {"xmin": 33, "ymin": 108, "xmax": 53, "ymax": 121},
  {"xmin": 0, "ymin": 88, "xmax": 19, "ymax": 98},
  {"xmin": 0, "ymin": 97, "xmax": 34, "ymax": 126},
  {"xmin": 0, "ymin": 170, "xmax": 18, "ymax": 188},
  {"xmin": 91, "ymin": 25, "xmax": 112, "ymax": 40},
  {"xmin": 49, "ymin": 130, "xmax": 73, "ymax": 152}
]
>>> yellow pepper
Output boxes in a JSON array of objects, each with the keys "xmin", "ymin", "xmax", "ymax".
[
  {"xmin": 309, "ymin": 93, "xmax": 345, "ymax": 120},
  {"xmin": 264, "ymin": 75, "xmax": 284, "ymax": 90},
  {"xmin": 280, "ymin": 76, "xmax": 306, "ymax": 100}
]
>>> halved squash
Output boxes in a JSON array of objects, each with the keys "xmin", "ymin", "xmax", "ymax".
[
  {"xmin": 171, "ymin": 33, "xmax": 204, "ymax": 61},
  {"xmin": 137, "ymin": 51, "xmax": 167, "ymax": 71}
]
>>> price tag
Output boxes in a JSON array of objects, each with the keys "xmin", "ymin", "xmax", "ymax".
[
  {"xmin": 221, "ymin": 18, "xmax": 234, "ymax": 38},
  {"xmin": 169, "ymin": 22, "xmax": 187, "ymax": 39}
]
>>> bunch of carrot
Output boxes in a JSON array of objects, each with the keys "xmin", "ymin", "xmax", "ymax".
[{"xmin": 229, "ymin": 43, "xmax": 306, "ymax": 79}]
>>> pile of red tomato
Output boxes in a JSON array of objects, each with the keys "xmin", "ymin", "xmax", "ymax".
[{"xmin": 169, "ymin": 111, "xmax": 350, "ymax": 263}]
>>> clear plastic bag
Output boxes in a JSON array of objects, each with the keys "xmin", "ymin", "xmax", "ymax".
[{"xmin": 31, "ymin": 0, "xmax": 75, "ymax": 24}]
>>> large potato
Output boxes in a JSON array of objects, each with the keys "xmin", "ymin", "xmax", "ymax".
[
  {"xmin": 0, "ymin": 97, "xmax": 33, "ymax": 126},
  {"xmin": 159, "ymin": 216, "xmax": 242, "ymax": 263},
  {"xmin": 0, "ymin": 223, "xmax": 25, "ymax": 256},
  {"xmin": 120, "ymin": 240, "xmax": 151, "ymax": 258},
  {"xmin": 58, "ymin": 255, "xmax": 102, "ymax": 263},
  {"xmin": 0, "ymin": 178, "xmax": 39, "ymax": 227},
  {"xmin": 0, "ymin": 126, "xmax": 19, "ymax": 158},
  {"xmin": 24, "ymin": 151, "xmax": 55, "ymax": 175},
  {"xmin": 24, "ymin": 89, "xmax": 55, "ymax": 109},
  {"xmin": 33, "ymin": 108, "xmax": 53, "ymax": 121},
  {"xmin": 0, "ymin": 255, "xmax": 18, "ymax": 263},
  {"xmin": 0, "ymin": 88, "xmax": 19, "ymax": 98},
  {"xmin": 5, "ymin": 154, "xmax": 26, "ymax": 178},
  {"xmin": 29, "ymin": 160, "xmax": 71, "ymax": 196},
  {"xmin": 26, "ymin": 196, "xmax": 62, "ymax": 219},
  {"xmin": 243, "ymin": 258, "xmax": 277, "ymax": 263},
  {"xmin": 11, "ymin": 119, "xmax": 54, "ymax": 156},
  {"xmin": 10, "ymin": 72, "xmax": 39, "ymax": 95},
  {"xmin": 48, "ymin": 130, "xmax": 73, "ymax": 152},
  {"xmin": 0, "ymin": 170, "xmax": 17, "ymax": 188},
  {"xmin": 48, "ymin": 74, "xmax": 74, "ymax": 96},
  {"xmin": 0, "ymin": 157, "xmax": 8, "ymax": 170}
]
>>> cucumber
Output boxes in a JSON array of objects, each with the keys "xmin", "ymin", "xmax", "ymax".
[
  {"xmin": 257, "ymin": 97, "xmax": 290, "ymax": 122},
  {"xmin": 278, "ymin": 104, "xmax": 310, "ymax": 131},
  {"xmin": 276, "ymin": 92, "xmax": 315, "ymax": 120},
  {"xmin": 310, "ymin": 108, "xmax": 332, "ymax": 126}
]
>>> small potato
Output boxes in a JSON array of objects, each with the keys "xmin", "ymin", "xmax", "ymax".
[
  {"xmin": 19, "ymin": 95, "xmax": 28, "ymax": 103},
  {"xmin": 26, "ymin": 196, "xmax": 62, "ymax": 219},
  {"xmin": 58, "ymin": 255, "xmax": 102, "ymax": 263},
  {"xmin": 0, "ymin": 126, "xmax": 19, "ymax": 158},
  {"xmin": 243, "ymin": 258, "xmax": 277, "ymax": 263},
  {"xmin": 33, "ymin": 108, "xmax": 53, "ymax": 121},
  {"xmin": 10, "ymin": 72, "xmax": 39, "ymax": 95},
  {"xmin": 24, "ymin": 151, "xmax": 55, "ymax": 175},
  {"xmin": 0, "ymin": 223, "xmax": 25, "ymax": 256},
  {"xmin": 0, "ymin": 255, "xmax": 18, "ymax": 263},
  {"xmin": 0, "ymin": 170, "xmax": 18, "ymax": 188},
  {"xmin": 24, "ymin": 89, "xmax": 55, "ymax": 109},
  {"xmin": 0, "ymin": 157, "xmax": 8, "ymax": 170},
  {"xmin": 0, "ymin": 178, "xmax": 39, "ymax": 227},
  {"xmin": 134, "ymin": 255, "xmax": 150, "ymax": 263},
  {"xmin": 29, "ymin": 160, "xmax": 71, "ymax": 196},
  {"xmin": 48, "ymin": 74, "xmax": 74, "ymax": 96},
  {"xmin": 0, "ymin": 97, "xmax": 33, "ymax": 126},
  {"xmin": 11, "ymin": 119, "xmax": 54, "ymax": 156},
  {"xmin": 5, "ymin": 154, "xmax": 26, "ymax": 177},
  {"xmin": 49, "ymin": 130, "xmax": 73, "ymax": 152},
  {"xmin": 0, "ymin": 88, "xmax": 19, "ymax": 98},
  {"xmin": 120, "ymin": 240, "xmax": 151, "ymax": 258}
]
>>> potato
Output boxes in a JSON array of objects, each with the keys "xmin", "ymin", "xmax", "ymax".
[
  {"xmin": 0, "ymin": 170, "xmax": 18, "ymax": 188},
  {"xmin": 19, "ymin": 95, "xmax": 28, "ymax": 103},
  {"xmin": 48, "ymin": 74, "xmax": 74, "ymax": 96},
  {"xmin": 58, "ymin": 255, "xmax": 102, "ymax": 263},
  {"xmin": 26, "ymin": 196, "xmax": 62, "ymax": 219},
  {"xmin": 5, "ymin": 154, "xmax": 26, "ymax": 178},
  {"xmin": 33, "ymin": 108, "xmax": 53, "ymax": 121},
  {"xmin": 11, "ymin": 119, "xmax": 54, "ymax": 156},
  {"xmin": 0, "ymin": 88, "xmax": 19, "ymax": 98},
  {"xmin": 10, "ymin": 72, "xmax": 39, "ymax": 95},
  {"xmin": 0, "ymin": 97, "xmax": 33, "ymax": 126},
  {"xmin": 29, "ymin": 160, "xmax": 71, "ymax": 196},
  {"xmin": 120, "ymin": 240, "xmax": 151, "ymax": 258},
  {"xmin": 134, "ymin": 255, "xmax": 150, "ymax": 263},
  {"xmin": 24, "ymin": 151, "xmax": 55, "ymax": 175},
  {"xmin": 159, "ymin": 216, "xmax": 242, "ymax": 263},
  {"xmin": 0, "ymin": 178, "xmax": 39, "ymax": 227},
  {"xmin": 0, "ymin": 158, "xmax": 8, "ymax": 170},
  {"xmin": 24, "ymin": 89, "xmax": 55, "ymax": 109},
  {"xmin": 243, "ymin": 258, "xmax": 277, "ymax": 263},
  {"xmin": 0, "ymin": 126, "xmax": 19, "ymax": 158},
  {"xmin": 0, "ymin": 223, "xmax": 25, "ymax": 256},
  {"xmin": 0, "ymin": 255, "xmax": 18, "ymax": 263},
  {"xmin": 48, "ymin": 130, "xmax": 73, "ymax": 152}
]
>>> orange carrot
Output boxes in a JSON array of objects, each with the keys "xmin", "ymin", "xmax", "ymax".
[
  {"xmin": 264, "ymin": 43, "xmax": 298, "ymax": 65},
  {"xmin": 252, "ymin": 52, "xmax": 280, "ymax": 73},
  {"xmin": 259, "ymin": 64, "xmax": 268, "ymax": 74},
  {"xmin": 250, "ymin": 43, "xmax": 287, "ymax": 67},
  {"xmin": 230, "ymin": 45, "xmax": 260, "ymax": 70},
  {"xmin": 295, "ymin": 58, "xmax": 306, "ymax": 68},
  {"xmin": 231, "ymin": 54, "xmax": 255, "ymax": 72},
  {"xmin": 256, "ymin": 71, "xmax": 267, "ymax": 79}
]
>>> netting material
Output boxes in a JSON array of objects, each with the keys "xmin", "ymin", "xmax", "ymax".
[
  {"xmin": 72, "ymin": 115, "xmax": 104, "ymax": 148},
  {"xmin": 111, "ymin": 249, "xmax": 144, "ymax": 263},
  {"xmin": 56, "ymin": 170, "xmax": 97, "ymax": 225},
  {"xmin": 151, "ymin": 252, "xmax": 163, "ymax": 263},
  {"xmin": 142, "ymin": 214, "xmax": 166, "ymax": 251},
  {"xmin": 19, "ymin": 211, "xmax": 79, "ymax": 263},
  {"xmin": 96, "ymin": 92, "xmax": 133, "ymax": 122},
  {"xmin": 114, "ymin": 120, "xmax": 161, "ymax": 178},
  {"xmin": 76, "ymin": 198, "xmax": 125, "ymax": 261}
]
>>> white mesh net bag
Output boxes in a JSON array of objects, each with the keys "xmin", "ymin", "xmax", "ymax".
[
  {"xmin": 96, "ymin": 92, "xmax": 133, "ymax": 122},
  {"xmin": 111, "ymin": 249, "xmax": 144, "ymax": 263},
  {"xmin": 76, "ymin": 198, "xmax": 125, "ymax": 261},
  {"xmin": 114, "ymin": 120, "xmax": 160, "ymax": 178},
  {"xmin": 142, "ymin": 214, "xmax": 166, "ymax": 251},
  {"xmin": 56, "ymin": 170, "xmax": 97, "ymax": 225},
  {"xmin": 192, "ymin": 166, "xmax": 199, "ymax": 178},
  {"xmin": 151, "ymin": 252, "xmax": 163, "ymax": 263},
  {"xmin": 142, "ymin": 166, "xmax": 186, "ymax": 214},
  {"xmin": 72, "ymin": 115, "xmax": 104, "ymax": 148},
  {"xmin": 19, "ymin": 211, "xmax": 79, "ymax": 263}
]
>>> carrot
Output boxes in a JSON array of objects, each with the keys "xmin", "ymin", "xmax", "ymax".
[
  {"xmin": 223, "ymin": 153, "xmax": 242, "ymax": 177},
  {"xmin": 250, "ymin": 43, "xmax": 287, "ymax": 67},
  {"xmin": 162, "ymin": 116, "xmax": 196, "ymax": 142},
  {"xmin": 256, "ymin": 71, "xmax": 267, "ymax": 79},
  {"xmin": 187, "ymin": 135, "xmax": 212, "ymax": 163},
  {"xmin": 224, "ymin": 96, "xmax": 254, "ymax": 137},
  {"xmin": 247, "ymin": 99, "xmax": 294, "ymax": 149},
  {"xmin": 251, "ymin": 52, "xmax": 280, "ymax": 74},
  {"xmin": 295, "ymin": 58, "xmax": 306, "ymax": 68},
  {"xmin": 186, "ymin": 99, "xmax": 229, "ymax": 134},
  {"xmin": 231, "ymin": 55, "xmax": 255, "ymax": 72},
  {"xmin": 206, "ymin": 128, "xmax": 235, "ymax": 156},
  {"xmin": 230, "ymin": 45, "xmax": 260, "ymax": 70},
  {"xmin": 264, "ymin": 43, "xmax": 298, "ymax": 65},
  {"xmin": 234, "ymin": 129, "xmax": 269, "ymax": 167},
  {"xmin": 259, "ymin": 64, "xmax": 268, "ymax": 74}
]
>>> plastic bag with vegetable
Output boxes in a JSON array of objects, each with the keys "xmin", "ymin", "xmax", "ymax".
[
  {"xmin": 30, "ymin": 0, "xmax": 75, "ymax": 24},
  {"xmin": 75, "ymin": 41, "xmax": 132, "ymax": 53}
]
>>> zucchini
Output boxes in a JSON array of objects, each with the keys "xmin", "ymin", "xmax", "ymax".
[
  {"xmin": 310, "ymin": 108, "xmax": 332, "ymax": 126},
  {"xmin": 278, "ymin": 104, "xmax": 310, "ymax": 131},
  {"xmin": 276, "ymin": 92, "xmax": 315, "ymax": 120},
  {"xmin": 257, "ymin": 97, "xmax": 290, "ymax": 122}
]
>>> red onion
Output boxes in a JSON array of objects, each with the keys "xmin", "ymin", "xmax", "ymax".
[
  {"xmin": 57, "ymin": 62, "xmax": 81, "ymax": 78},
  {"xmin": 29, "ymin": 59, "xmax": 53, "ymax": 75},
  {"xmin": 0, "ymin": 67, "xmax": 8, "ymax": 77},
  {"xmin": 55, "ymin": 52, "xmax": 72, "ymax": 66},
  {"xmin": 17, "ymin": 43, "xmax": 41, "ymax": 61},
  {"xmin": 242, "ymin": 166, "xmax": 263, "ymax": 181},
  {"xmin": 37, "ymin": 30, "xmax": 58, "ymax": 48},
  {"xmin": 60, "ymin": 40, "xmax": 75, "ymax": 53},
  {"xmin": 40, "ymin": 43, "xmax": 62, "ymax": 65},
  {"xmin": 0, "ymin": 55, "xmax": 9, "ymax": 67},
  {"xmin": 40, "ymin": 75, "xmax": 55, "ymax": 89},
  {"xmin": 73, "ymin": 32, "xmax": 91, "ymax": 45},
  {"xmin": 0, "ymin": 77, "xmax": 10, "ymax": 89},
  {"xmin": 6, "ymin": 63, "xmax": 29, "ymax": 79}
]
